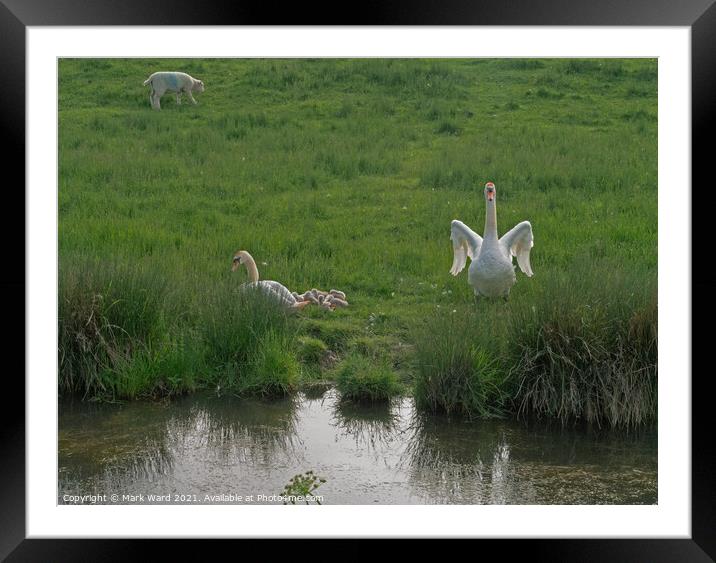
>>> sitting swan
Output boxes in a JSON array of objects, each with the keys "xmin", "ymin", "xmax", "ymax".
[
  {"xmin": 231, "ymin": 250, "xmax": 309, "ymax": 309},
  {"xmin": 449, "ymin": 182, "xmax": 534, "ymax": 299}
]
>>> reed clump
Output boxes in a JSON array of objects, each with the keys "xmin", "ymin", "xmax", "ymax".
[
  {"xmin": 411, "ymin": 309, "xmax": 509, "ymax": 419},
  {"xmin": 409, "ymin": 264, "xmax": 657, "ymax": 427},
  {"xmin": 334, "ymin": 353, "xmax": 403, "ymax": 402},
  {"xmin": 510, "ymin": 271, "xmax": 657, "ymax": 428},
  {"xmin": 58, "ymin": 258, "xmax": 179, "ymax": 398}
]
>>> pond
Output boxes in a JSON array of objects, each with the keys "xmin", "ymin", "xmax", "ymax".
[{"xmin": 58, "ymin": 388, "xmax": 657, "ymax": 505}]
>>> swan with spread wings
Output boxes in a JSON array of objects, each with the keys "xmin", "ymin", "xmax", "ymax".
[{"xmin": 449, "ymin": 182, "xmax": 534, "ymax": 300}]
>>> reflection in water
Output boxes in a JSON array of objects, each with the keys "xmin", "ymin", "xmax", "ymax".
[
  {"xmin": 402, "ymin": 413, "xmax": 496, "ymax": 504},
  {"xmin": 403, "ymin": 413, "xmax": 657, "ymax": 505},
  {"xmin": 173, "ymin": 394, "xmax": 300, "ymax": 465},
  {"xmin": 301, "ymin": 383, "xmax": 331, "ymax": 401},
  {"xmin": 331, "ymin": 398, "xmax": 403, "ymax": 451},
  {"xmin": 59, "ymin": 401, "xmax": 176, "ymax": 499},
  {"xmin": 59, "ymin": 390, "xmax": 657, "ymax": 505},
  {"xmin": 59, "ymin": 393, "xmax": 300, "ymax": 502}
]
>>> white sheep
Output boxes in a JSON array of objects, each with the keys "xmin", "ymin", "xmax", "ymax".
[{"xmin": 143, "ymin": 72, "xmax": 205, "ymax": 110}]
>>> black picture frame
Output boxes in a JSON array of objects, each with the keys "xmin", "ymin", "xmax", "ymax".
[{"xmin": 4, "ymin": 0, "xmax": 713, "ymax": 559}]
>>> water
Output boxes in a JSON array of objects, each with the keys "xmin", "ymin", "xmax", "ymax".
[{"xmin": 58, "ymin": 388, "xmax": 657, "ymax": 505}]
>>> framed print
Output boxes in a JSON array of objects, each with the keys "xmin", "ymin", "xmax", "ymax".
[{"xmin": 4, "ymin": 0, "xmax": 714, "ymax": 559}]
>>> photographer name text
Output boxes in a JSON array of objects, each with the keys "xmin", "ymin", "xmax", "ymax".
[{"xmin": 61, "ymin": 493, "xmax": 323, "ymax": 504}]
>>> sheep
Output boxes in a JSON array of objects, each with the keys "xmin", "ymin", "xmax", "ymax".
[{"xmin": 143, "ymin": 71, "xmax": 205, "ymax": 110}]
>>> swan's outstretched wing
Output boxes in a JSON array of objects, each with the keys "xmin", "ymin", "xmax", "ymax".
[
  {"xmin": 500, "ymin": 221, "xmax": 534, "ymax": 276},
  {"xmin": 450, "ymin": 220, "xmax": 483, "ymax": 276}
]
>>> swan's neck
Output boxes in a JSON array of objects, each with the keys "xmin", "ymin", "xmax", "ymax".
[
  {"xmin": 484, "ymin": 199, "xmax": 498, "ymax": 241},
  {"xmin": 243, "ymin": 254, "xmax": 260, "ymax": 283}
]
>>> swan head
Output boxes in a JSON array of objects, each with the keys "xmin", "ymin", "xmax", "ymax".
[
  {"xmin": 231, "ymin": 250, "xmax": 251, "ymax": 272},
  {"xmin": 484, "ymin": 182, "xmax": 496, "ymax": 202}
]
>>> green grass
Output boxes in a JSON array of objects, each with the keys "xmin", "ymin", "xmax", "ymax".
[
  {"xmin": 59, "ymin": 257, "xmax": 299, "ymax": 399},
  {"xmin": 334, "ymin": 353, "xmax": 403, "ymax": 402},
  {"xmin": 296, "ymin": 336, "xmax": 329, "ymax": 364},
  {"xmin": 507, "ymin": 267, "xmax": 657, "ymax": 427},
  {"xmin": 411, "ymin": 312, "xmax": 508, "ymax": 419},
  {"xmin": 58, "ymin": 58, "xmax": 657, "ymax": 424},
  {"xmin": 410, "ymin": 262, "xmax": 657, "ymax": 426},
  {"xmin": 236, "ymin": 330, "xmax": 301, "ymax": 397}
]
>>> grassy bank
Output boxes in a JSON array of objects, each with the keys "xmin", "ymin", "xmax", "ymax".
[
  {"xmin": 58, "ymin": 58, "xmax": 657, "ymax": 426},
  {"xmin": 410, "ymin": 264, "xmax": 657, "ymax": 427}
]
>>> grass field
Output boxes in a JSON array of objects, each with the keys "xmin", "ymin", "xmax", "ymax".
[{"xmin": 58, "ymin": 58, "xmax": 657, "ymax": 426}]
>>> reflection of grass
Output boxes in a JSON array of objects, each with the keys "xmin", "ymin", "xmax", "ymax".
[
  {"xmin": 187, "ymin": 393, "xmax": 300, "ymax": 457},
  {"xmin": 403, "ymin": 411, "xmax": 488, "ymax": 468},
  {"xmin": 58, "ymin": 391, "xmax": 303, "ymax": 498},
  {"xmin": 332, "ymin": 396, "xmax": 401, "ymax": 447},
  {"xmin": 401, "ymin": 411, "xmax": 492, "ymax": 503},
  {"xmin": 59, "ymin": 58, "xmax": 657, "ymax": 425},
  {"xmin": 404, "ymin": 407, "xmax": 658, "ymax": 504},
  {"xmin": 58, "ymin": 400, "xmax": 176, "ymax": 495}
]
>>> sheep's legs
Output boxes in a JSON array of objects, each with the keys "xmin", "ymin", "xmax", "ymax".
[
  {"xmin": 149, "ymin": 88, "xmax": 161, "ymax": 110},
  {"xmin": 175, "ymin": 93, "xmax": 181, "ymax": 105},
  {"xmin": 152, "ymin": 86, "xmax": 166, "ymax": 110},
  {"xmin": 186, "ymin": 91, "xmax": 198, "ymax": 105}
]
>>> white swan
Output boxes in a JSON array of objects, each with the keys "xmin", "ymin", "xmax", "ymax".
[
  {"xmin": 231, "ymin": 250, "xmax": 309, "ymax": 309},
  {"xmin": 449, "ymin": 182, "xmax": 534, "ymax": 299}
]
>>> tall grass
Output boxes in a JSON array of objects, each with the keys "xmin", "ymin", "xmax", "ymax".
[
  {"xmin": 410, "ymin": 264, "xmax": 657, "ymax": 427},
  {"xmin": 509, "ymin": 268, "xmax": 657, "ymax": 428},
  {"xmin": 58, "ymin": 257, "xmax": 181, "ymax": 398},
  {"xmin": 59, "ymin": 258, "xmax": 301, "ymax": 399},
  {"xmin": 411, "ymin": 311, "xmax": 509, "ymax": 419},
  {"xmin": 233, "ymin": 330, "xmax": 301, "ymax": 396}
]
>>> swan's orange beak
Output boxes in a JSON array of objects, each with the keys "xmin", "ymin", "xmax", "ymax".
[
  {"xmin": 231, "ymin": 259, "xmax": 240, "ymax": 272},
  {"xmin": 485, "ymin": 182, "xmax": 496, "ymax": 201}
]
